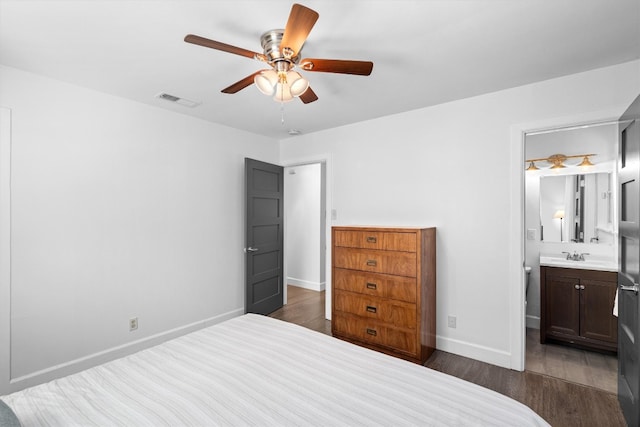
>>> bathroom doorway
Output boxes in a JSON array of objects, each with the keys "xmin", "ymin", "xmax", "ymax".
[
  {"xmin": 523, "ymin": 121, "xmax": 619, "ymax": 393},
  {"xmin": 283, "ymin": 161, "xmax": 327, "ymax": 307}
]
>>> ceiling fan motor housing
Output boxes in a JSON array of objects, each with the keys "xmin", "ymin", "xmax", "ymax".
[{"xmin": 260, "ymin": 29, "xmax": 299, "ymax": 68}]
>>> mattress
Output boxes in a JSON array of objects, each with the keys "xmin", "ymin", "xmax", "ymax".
[{"xmin": 1, "ymin": 314, "xmax": 550, "ymax": 426}]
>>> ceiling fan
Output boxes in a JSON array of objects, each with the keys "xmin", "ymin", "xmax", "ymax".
[{"xmin": 184, "ymin": 3, "xmax": 373, "ymax": 104}]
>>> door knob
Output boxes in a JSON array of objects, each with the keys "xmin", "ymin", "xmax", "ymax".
[{"xmin": 245, "ymin": 247, "xmax": 259, "ymax": 253}]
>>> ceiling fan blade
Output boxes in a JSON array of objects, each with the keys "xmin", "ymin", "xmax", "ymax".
[
  {"xmin": 185, "ymin": 34, "xmax": 265, "ymax": 61},
  {"xmin": 299, "ymin": 59, "xmax": 373, "ymax": 76},
  {"xmin": 221, "ymin": 71, "xmax": 262, "ymax": 94},
  {"xmin": 280, "ymin": 4, "xmax": 319, "ymax": 57},
  {"xmin": 299, "ymin": 86, "xmax": 318, "ymax": 104}
]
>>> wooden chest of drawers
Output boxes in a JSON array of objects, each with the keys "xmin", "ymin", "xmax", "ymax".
[{"xmin": 331, "ymin": 226, "xmax": 436, "ymax": 364}]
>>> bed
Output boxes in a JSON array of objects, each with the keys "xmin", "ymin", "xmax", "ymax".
[{"xmin": 1, "ymin": 314, "xmax": 549, "ymax": 426}]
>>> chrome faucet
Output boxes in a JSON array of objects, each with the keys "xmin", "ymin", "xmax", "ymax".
[{"xmin": 562, "ymin": 251, "xmax": 589, "ymax": 261}]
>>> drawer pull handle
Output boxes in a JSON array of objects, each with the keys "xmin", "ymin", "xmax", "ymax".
[
  {"xmin": 366, "ymin": 282, "xmax": 377, "ymax": 290},
  {"xmin": 366, "ymin": 260, "xmax": 377, "ymax": 266},
  {"xmin": 366, "ymin": 236, "xmax": 377, "ymax": 243},
  {"xmin": 366, "ymin": 328, "xmax": 377, "ymax": 336},
  {"xmin": 366, "ymin": 305, "xmax": 377, "ymax": 313}
]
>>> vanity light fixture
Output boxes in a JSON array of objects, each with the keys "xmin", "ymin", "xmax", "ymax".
[
  {"xmin": 548, "ymin": 154, "xmax": 567, "ymax": 169},
  {"xmin": 578, "ymin": 155, "xmax": 595, "ymax": 167},
  {"xmin": 525, "ymin": 153, "xmax": 596, "ymax": 171}
]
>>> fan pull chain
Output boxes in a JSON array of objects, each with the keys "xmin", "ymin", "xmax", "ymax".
[
  {"xmin": 280, "ymin": 84, "xmax": 284, "ymax": 126},
  {"xmin": 281, "ymin": 102, "xmax": 285, "ymax": 126}
]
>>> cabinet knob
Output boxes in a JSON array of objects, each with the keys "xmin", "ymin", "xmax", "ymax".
[
  {"xmin": 575, "ymin": 284, "xmax": 580, "ymax": 290},
  {"xmin": 580, "ymin": 285, "xmax": 585, "ymax": 290}
]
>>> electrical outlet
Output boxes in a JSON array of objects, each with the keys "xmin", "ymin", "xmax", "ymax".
[
  {"xmin": 129, "ymin": 317, "xmax": 138, "ymax": 331},
  {"xmin": 447, "ymin": 315, "xmax": 457, "ymax": 329}
]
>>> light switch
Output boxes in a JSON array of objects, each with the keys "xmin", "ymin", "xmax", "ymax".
[{"xmin": 527, "ymin": 229, "xmax": 536, "ymax": 240}]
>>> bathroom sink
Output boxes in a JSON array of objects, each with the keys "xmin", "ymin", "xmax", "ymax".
[{"xmin": 539, "ymin": 255, "xmax": 617, "ymax": 272}]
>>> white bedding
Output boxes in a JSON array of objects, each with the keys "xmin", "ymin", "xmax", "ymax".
[{"xmin": 2, "ymin": 314, "xmax": 549, "ymax": 426}]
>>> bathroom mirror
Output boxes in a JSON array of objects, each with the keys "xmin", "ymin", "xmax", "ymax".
[{"xmin": 539, "ymin": 172, "xmax": 612, "ymax": 243}]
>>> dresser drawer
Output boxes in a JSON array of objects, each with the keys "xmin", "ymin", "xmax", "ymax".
[
  {"xmin": 334, "ymin": 229, "xmax": 416, "ymax": 252},
  {"xmin": 333, "ymin": 247, "xmax": 417, "ymax": 277},
  {"xmin": 333, "ymin": 268, "xmax": 417, "ymax": 303},
  {"xmin": 334, "ymin": 289, "xmax": 416, "ymax": 329},
  {"xmin": 332, "ymin": 314, "xmax": 417, "ymax": 356}
]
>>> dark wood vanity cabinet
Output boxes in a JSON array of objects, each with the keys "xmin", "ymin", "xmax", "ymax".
[{"xmin": 540, "ymin": 266, "xmax": 617, "ymax": 353}]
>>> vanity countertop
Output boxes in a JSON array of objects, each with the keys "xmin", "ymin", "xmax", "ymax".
[{"xmin": 539, "ymin": 255, "xmax": 617, "ymax": 272}]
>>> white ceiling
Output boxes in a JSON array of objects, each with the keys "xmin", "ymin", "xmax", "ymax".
[{"xmin": 1, "ymin": 0, "xmax": 639, "ymax": 140}]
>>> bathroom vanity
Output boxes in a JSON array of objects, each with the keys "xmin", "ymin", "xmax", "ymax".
[{"xmin": 540, "ymin": 258, "xmax": 617, "ymax": 353}]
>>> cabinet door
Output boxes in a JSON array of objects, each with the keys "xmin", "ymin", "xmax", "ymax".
[
  {"xmin": 546, "ymin": 274, "xmax": 581, "ymax": 338},
  {"xmin": 581, "ymin": 279, "xmax": 618, "ymax": 343}
]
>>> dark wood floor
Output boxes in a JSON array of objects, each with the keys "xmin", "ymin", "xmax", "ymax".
[
  {"xmin": 269, "ymin": 286, "xmax": 627, "ymax": 427},
  {"xmin": 526, "ymin": 327, "xmax": 617, "ymax": 393}
]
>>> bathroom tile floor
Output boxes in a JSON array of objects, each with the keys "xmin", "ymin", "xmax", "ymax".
[{"xmin": 525, "ymin": 328, "xmax": 617, "ymax": 394}]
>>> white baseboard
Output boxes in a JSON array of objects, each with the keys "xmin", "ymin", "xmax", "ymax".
[
  {"xmin": 287, "ymin": 278, "xmax": 325, "ymax": 292},
  {"xmin": 436, "ymin": 335, "xmax": 512, "ymax": 369},
  {"xmin": 7, "ymin": 308, "xmax": 244, "ymax": 393},
  {"xmin": 526, "ymin": 315, "xmax": 540, "ymax": 330}
]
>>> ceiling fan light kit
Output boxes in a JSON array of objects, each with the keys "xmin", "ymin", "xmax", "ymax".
[
  {"xmin": 255, "ymin": 68, "xmax": 309, "ymax": 102},
  {"xmin": 184, "ymin": 3, "xmax": 373, "ymax": 105}
]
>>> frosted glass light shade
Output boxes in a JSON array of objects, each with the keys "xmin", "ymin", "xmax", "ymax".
[
  {"xmin": 254, "ymin": 69, "xmax": 278, "ymax": 96},
  {"xmin": 286, "ymin": 71, "xmax": 309, "ymax": 97},
  {"xmin": 273, "ymin": 82, "xmax": 293, "ymax": 102}
]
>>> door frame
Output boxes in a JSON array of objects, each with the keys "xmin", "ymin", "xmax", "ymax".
[
  {"xmin": 281, "ymin": 154, "xmax": 332, "ymax": 319},
  {"xmin": 0, "ymin": 108, "xmax": 12, "ymax": 395},
  {"xmin": 509, "ymin": 107, "xmax": 628, "ymax": 371}
]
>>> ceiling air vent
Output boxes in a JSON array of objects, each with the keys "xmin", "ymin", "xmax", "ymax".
[{"xmin": 155, "ymin": 93, "xmax": 200, "ymax": 108}]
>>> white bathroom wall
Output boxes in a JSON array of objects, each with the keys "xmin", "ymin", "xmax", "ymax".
[
  {"xmin": 280, "ymin": 60, "xmax": 640, "ymax": 368},
  {"xmin": 284, "ymin": 163, "xmax": 325, "ymax": 291},
  {"xmin": 0, "ymin": 65, "xmax": 279, "ymax": 393}
]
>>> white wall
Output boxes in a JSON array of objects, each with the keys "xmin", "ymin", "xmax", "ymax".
[
  {"xmin": 0, "ymin": 65, "xmax": 279, "ymax": 393},
  {"xmin": 280, "ymin": 60, "xmax": 640, "ymax": 368},
  {"xmin": 284, "ymin": 163, "xmax": 325, "ymax": 291}
]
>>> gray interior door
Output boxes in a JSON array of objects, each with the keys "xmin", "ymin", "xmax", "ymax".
[
  {"xmin": 618, "ymin": 94, "xmax": 640, "ymax": 427},
  {"xmin": 245, "ymin": 158, "xmax": 284, "ymax": 315}
]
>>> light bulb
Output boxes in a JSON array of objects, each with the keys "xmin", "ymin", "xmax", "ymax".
[{"xmin": 273, "ymin": 82, "xmax": 293, "ymax": 103}]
